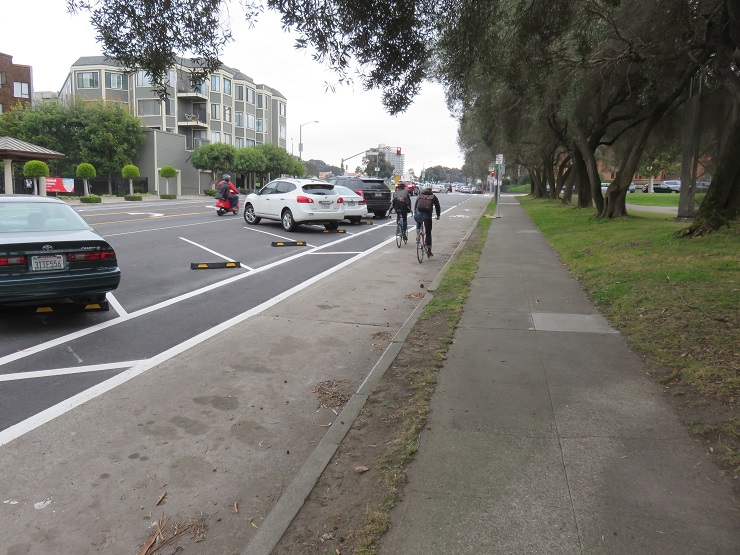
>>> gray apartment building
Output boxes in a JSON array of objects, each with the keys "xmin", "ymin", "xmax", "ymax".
[{"xmin": 59, "ymin": 56, "xmax": 287, "ymax": 194}]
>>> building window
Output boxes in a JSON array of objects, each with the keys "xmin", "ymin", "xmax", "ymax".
[
  {"xmin": 105, "ymin": 72, "xmax": 127, "ymax": 89},
  {"xmin": 256, "ymin": 94, "xmax": 263, "ymax": 109},
  {"xmin": 247, "ymin": 139, "xmax": 255, "ymax": 147},
  {"xmin": 246, "ymin": 88, "xmax": 255, "ymax": 104},
  {"xmin": 136, "ymin": 70, "xmax": 152, "ymax": 87},
  {"xmin": 280, "ymin": 124, "xmax": 286, "ymax": 139},
  {"xmin": 13, "ymin": 82, "xmax": 30, "ymax": 98},
  {"xmin": 0, "ymin": 103, "xmax": 3, "ymax": 114},
  {"xmin": 246, "ymin": 114, "xmax": 255, "ymax": 129},
  {"xmin": 235, "ymin": 85, "xmax": 243, "ymax": 100},
  {"xmin": 211, "ymin": 75, "xmax": 221, "ymax": 92},
  {"xmin": 224, "ymin": 106, "xmax": 232, "ymax": 123},
  {"xmin": 224, "ymin": 133, "xmax": 232, "ymax": 145},
  {"xmin": 76, "ymin": 72, "xmax": 98, "ymax": 89},
  {"xmin": 279, "ymin": 102, "xmax": 286, "ymax": 116},
  {"xmin": 138, "ymin": 99, "xmax": 161, "ymax": 116},
  {"xmin": 235, "ymin": 111, "xmax": 243, "ymax": 127},
  {"xmin": 224, "ymin": 78, "xmax": 232, "ymax": 95},
  {"xmin": 256, "ymin": 118, "xmax": 263, "ymax": 132},
  {"xmin": 235, "ymin": 137, "xmax": 244, "ymax": 149},
  {"xmin": 165, "ymin": 99, "xmax": 174, "ymax": 116},
  {"xmin": 212, "ymin": 131, "xmax": 221, "ymax": 143},
  {"xmin": 211, "ymin": 103, "xmax": 220, "ymax": 120}
]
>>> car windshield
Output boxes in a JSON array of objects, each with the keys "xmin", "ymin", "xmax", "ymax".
[
  {"xmin": 0, "ymin": 201, "xmax": 90, "ymax": 233},
  {"xmin": 302, "ymin": 184, "xmax": 336, "ymax": 195}
]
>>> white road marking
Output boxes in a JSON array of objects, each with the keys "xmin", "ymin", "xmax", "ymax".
[
  {"xmin": 66, "ymin": 347, "xmax": 83, "ymax": 364},
  {"xmin": 106, "ymin": 292, "xmax": 127, "ymax": 316},
  {"xmin": 0, "ymin": 235, "xmax": 396, "ymax": 448},
  {"xmin": 241, "ymin": 226, "xmax": 316, "ymax": 246},
  {"xmin": 0, "ymin": 361, "xmax": 145, "ymax": 382},
  {"xmin": 102, "ymin": 219, "xmax": 226, "ymax": 238},
  {"xmin": 178, "ymin": 237, "xmax": 255, "ymax": 270},
  {"xmin": 310, "ymin": 252, "xmax": 363, "ymax": 255}
]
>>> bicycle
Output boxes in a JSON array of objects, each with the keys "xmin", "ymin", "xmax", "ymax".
[
  {"xmin": 395, "ymin": 211, "xmax": 408, "ymax": 248},
  {"xmin": 416, "ymin": 219, "xmax": 427, "ymax": 263}
]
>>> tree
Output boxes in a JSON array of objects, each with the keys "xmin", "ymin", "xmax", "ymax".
[
  {"xmin": 189, "ymin": 142, "xmax": 237, "ymax": 185},
  {"xmin": 362, "ymin": 150, "xmax": 394, "ymax": 178},
  {"xmin": 303, "ymin": 160, "xmax": 318, "ymax": 178},
  {"xmin": 159, "ymin": 165, "xmax": 177, "ymax": 195},
  {"xmin": 234, "ymin": 147, "xmax": 267, "ymax": 189},
  {"xmin": 23, "ymin": 160, "xmax": 49, "ymax": 196},
  {"xmin": 256, "ymin": 144, "xmax": 293, "ymax": 183},
  {"xmin": 76, "ymin": 163, "xmax": 96, "ymax": 196},
  {"xmin": 122, "ymin": 164, "xmax": 140, "ymax": 196},
  {"xmin": 288, "ymin": 159, "xmax": 305, "ymax": 177}
]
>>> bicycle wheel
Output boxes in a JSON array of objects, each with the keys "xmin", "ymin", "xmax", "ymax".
[
  {"xmin": 416, "ymin": 222, "xmax": 425, "ymax": 263},
  {"xmin": 396, "ymin": 218, "xmax": 403, "ymax": 248}
]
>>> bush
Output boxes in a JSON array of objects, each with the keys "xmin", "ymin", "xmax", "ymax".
[
  {"xmin": 80, "ymin": 194, "xmax": 102, "ymax": 203},
  {"xmin": 239, "ymin": 188, "xmax": 248, "ymax": 195},
  {"xmin": 124, "ymin": 194, "xmax": 143, "ymax": 201},
  {"xmin": 160, "ymin": 194, "xmax": 177, "ymax": 200},
  {"xmin": 204, "ymin": 189, "xmax": 217, "ymax": 197}
]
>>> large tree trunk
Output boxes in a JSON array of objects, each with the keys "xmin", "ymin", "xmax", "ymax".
[
  {"xmin": 529, "ymin": 166, "xmax": 545, "ymax": 198},
  {"xmin": 678, "ymin": 73, "xmax": 703, "ymax": 218},
  {"xmin": 571, "ymin": 146, "xmax": 592, "ymax": 208},
  {"xmin": 681, "ymin": 115, "xmax": 740, "ymax": 236},
  {"xmin": 575, "ymin": 137, "xmax": 602, "ymax": 212}
]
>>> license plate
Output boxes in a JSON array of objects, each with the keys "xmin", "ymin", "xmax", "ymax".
[
  {"xmin": 31, "ymin": 255, "xmax": 65, "ymax": 271},
  {"xmin": 319, "ymin": 201, "xmax": 333, "ymax": 210},
  {"xmin": 345, "ymin": 201, "xmax": 356, "ymax": 207}
]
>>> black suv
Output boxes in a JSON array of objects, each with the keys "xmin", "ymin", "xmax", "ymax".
[{"xmin": 329, "ymin": 176, "xmax": 392, "ymax": 218}]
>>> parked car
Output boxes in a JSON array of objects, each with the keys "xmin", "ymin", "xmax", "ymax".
[
  {"xmin": 243, "ymin": 178, "xmax": 345, "ymax": 231},
  {"xmin": 602, "ymin": 182, "xmax": 636, "ymax": 194},
  {"xmin": 332, "ymin": 185, "xmax": 368, "ymax": 224},
  {"xmin": 470, "ymin": 186, "xmax": 484, "ymax": 194},
  {"xmin": 431, "ymin": 184, "xmax": 448, "ymax": 194},
  {"xmin": 459, "ymin": 184, "xmax": 472, "ymax": 193},
  {"xmin": 0, "ymin": 196, "xmax": 121, "ymax": 309},
  {"xmin": 331, "ymin": 176, "xmax": 392, "ymax": 218},
  {"xmin": 653, "ymin": 180, "xmax": 681, "ymax": 193}
]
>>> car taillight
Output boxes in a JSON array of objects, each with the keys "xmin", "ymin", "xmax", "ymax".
[
  {"xmin": 0, "ymin": 255, "xmax": 27, "ymax": 266},
  {"xmin": 67, "ymin": 249, "xmax": 117, "ymax": 262},
  {"xmin": 359, "ymin": 199, "xmax": 366, "ymax": 205},
  {"xmin": 337, "ymin": 197, "xmax": 344, "ymax": 203},
  {"xmin": 355, "ymin": 190, "xmax": 364, "ymax": 197},
  {"xmin": 296, "ymin": 196, "xmax": 314, "ymax": 203}
]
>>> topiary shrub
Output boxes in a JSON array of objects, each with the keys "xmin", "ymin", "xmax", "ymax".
[
  {"xmin": 124, "ymin": 194, "xmax": 143, "ymax": 201},
  {"xmin": 159, "ymin": 194, "xmax": 177, "ymax": 200},
  {"xmin": 80, "ymin": 194, "xmax": 102, "ymax": 203},
  {"xmin": 122, "ymin": 164, "xmax": 140, "ymax": 196}
]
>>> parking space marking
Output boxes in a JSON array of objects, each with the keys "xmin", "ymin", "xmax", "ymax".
[
  {"xmin": 179, "ymin": 237, "xmax": 255, "ymax": 271},
  {"xmin": 0, "ymin": 361, "xmax": 145, "ymax": 383},
  {"xmin": 106, "ymin": 293, "xmax": 128, "ymax": 317},
  {"xmin": 241, "ymin": 226, "xmax": 317, "ymax": 247},
  {"xmin": 102, "ymin": 220, "xmax": 223, "ymax": 237}
]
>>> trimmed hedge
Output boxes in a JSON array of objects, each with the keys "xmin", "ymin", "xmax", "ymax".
[
  {"xmin": 204, "ymin": 189, "xmax": 217, "ymax": 197},
  {"xmin": 159, "ymin": 194, "xmax": 177, "ymax": 200},
  {"xmin": 124, "ymin": 194, "xmax": 143, "ymax": 201},
  {"xmin": 80, "ymin": 195, "xmax": 102, "ymax": 204}
]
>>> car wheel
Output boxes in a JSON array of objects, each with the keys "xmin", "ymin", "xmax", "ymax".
[
  {"xmin": 282, "ymin": 209, "xmax": 297, "ymax": 231},
  {"xmin": 325, "ymin": 222, "xmax": 339, "ymax": 230},
  {"xmin": 243, "ymin": 204, "xmax": 261, "ymax": 225}
]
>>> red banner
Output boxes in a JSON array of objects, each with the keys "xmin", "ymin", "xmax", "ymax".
[{"xmin": 46, "ymin": 177, "xmax": 75, "ymax": 193}]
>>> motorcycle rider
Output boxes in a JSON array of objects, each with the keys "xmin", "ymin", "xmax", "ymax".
[{"xmin": 217, "ymin": 174, "xmax": 239, "ymax": 210}]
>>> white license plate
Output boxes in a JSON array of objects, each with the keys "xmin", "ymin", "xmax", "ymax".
[
  {"xmin": 319, "ymin": 202, "xmax": 333, "ymax": 210},
  {"xmin": 345, "ymin": 201, "xmax": 356, "ymax": 207},
  {"xmin": 31, "ymin": 255, "xmax": 65, "ymax": 271}
]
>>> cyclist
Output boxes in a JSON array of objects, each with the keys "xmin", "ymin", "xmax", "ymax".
[
  {"xmin": 413, "ymin": 186, "xmax": 441, "ymax": 257},
  {"xmin": 390, "ymin": 181, "xmax": 411, "ymax": 240}
]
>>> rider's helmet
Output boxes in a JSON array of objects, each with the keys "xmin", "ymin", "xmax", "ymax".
[
  {"xmin": 223, "ymin": 174, "xmax": 231, "ymax": 180},
  {"xmin": 422, "ymin": 187, "xmax": 433, "ymax": 195},
  {"xmin": 397, "ymin": 182, "xmax": 406, "ymax": 189}
]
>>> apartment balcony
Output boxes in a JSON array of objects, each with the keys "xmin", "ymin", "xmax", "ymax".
[
  {"xmin": 178, "ymin": 113, "xmax": 208, "ymax": 127},
  {"xmin": 176, "ymin": 85, "xmax": 208, "ymax": 99},
  {"xmin": 187, "ymin": 137, "xmax": 210, "ymax": 150}
]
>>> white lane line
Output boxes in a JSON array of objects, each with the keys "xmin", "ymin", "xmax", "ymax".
[
  {"xmin": 179, "ymin": 237, "xmax": 255, "ymax": 271},
  {"xmin": 0, "ymin": 223, "xmax": 385, "ymax": 368},
  {"xmin": 0, "ymin": 235, "xmax": 396, "ymax": 448},
  {"xmin": 310, "ymin": 252, "xmax": 363, "ymax": 255},
  {"xmin": 0, "ymin": 361, "xmax": 145, "ymax": 382},
  {"xmin": 106, "ymin": 292, "xmax": 128, "ymax": 316},
  {"xmin": 241, "ymin": 226, "xmax": 316, "ymax": 246},
  {"xmin": 103, "ymin": 219, "xmax": 226, "ymax": 237}
]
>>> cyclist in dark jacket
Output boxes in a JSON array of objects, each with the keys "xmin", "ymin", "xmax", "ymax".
[{"xmin": 413, "ymin": 187, "xmax": 441, "ymax": 257}]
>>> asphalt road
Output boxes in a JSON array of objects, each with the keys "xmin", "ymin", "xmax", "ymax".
[{"xmin": 0, "ymin": 192, "xmax": 469, "ymax": 438}]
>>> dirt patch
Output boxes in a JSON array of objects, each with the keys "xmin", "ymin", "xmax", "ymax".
[{"xmin": 312, "ymin": 380, "xmax": 352, "ymax": 410}]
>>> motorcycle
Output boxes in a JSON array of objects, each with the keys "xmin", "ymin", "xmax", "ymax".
[{"xmin": 215, "ymin": 197, "xmax": 239, "ymax": 216}]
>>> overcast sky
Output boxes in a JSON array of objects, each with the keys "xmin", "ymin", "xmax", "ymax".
[{"xmin": 0, "ymin": 1, "xmax": 465, "ymax": 174}]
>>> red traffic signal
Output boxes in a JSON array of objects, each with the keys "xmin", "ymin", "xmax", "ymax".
[
  {"xmin": 396, "ymin": 147, "xmax": 402, "ymax": 155},
  {"xmin": 490, "ymin": 170, "xmax": 495, "ymax": 175}
]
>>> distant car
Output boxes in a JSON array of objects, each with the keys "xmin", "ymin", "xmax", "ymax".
[
  {"xmin": 396, "ymin": 180, "xmax": 416, "ymax": 196},
  {"xmin": 330, "ymin": 176, "xmax": 392, "ymax": 218},
  {"xmin": 654, "ymin": 180, "xmax": 681, "ymax": 193},
  {"xmin": 470, "ymin": 186, "xmax": 484, "ymax": 194},
  {"xmin": 459, "ymin": 184, "xmax": 472, "ymax": 193},
  {"xmin": 431, "ymin": 184, "xmax": 447, "ymax": 194},
  {"xmin": 243, "ymin": 178, "xmax": 345, "ymax": 231},
  {"xmin": 0, "ymin": 196, "xmax": 121, "ymax": 309},
  {"xmin": 601, "ymin": 182, "xmax": 636, "ymax": 193},
  {"xmin": 332, "ymin": 185, "xmax": 368, "ymax": 224}
]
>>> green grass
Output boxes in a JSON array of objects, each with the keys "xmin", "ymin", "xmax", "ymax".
[
  {"xmin": 520, "ymin": 198, "xmax": 739, "ymax": 467},
  {"xmin": 626, "ymin": 192, "xmax": 705, "ymax": 206}
]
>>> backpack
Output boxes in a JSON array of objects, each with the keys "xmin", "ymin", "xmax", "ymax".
[
  {"xmin": 416, "ymin": 194, "xmax": 433, "ymax": 213},
  {"xmin": 216, "ymin": 181, "xmax": 228, "ymax": 199},
  {"xmin": 392, "ymin": 197, "xmax": 408, "ymax": 212}
]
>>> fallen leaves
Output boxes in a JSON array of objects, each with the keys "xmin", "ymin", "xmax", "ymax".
[{"xmin": 312, "ymin": 380, "xmax": 350, "ymax": 410}]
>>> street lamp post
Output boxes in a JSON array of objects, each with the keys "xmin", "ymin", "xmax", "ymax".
[
  {"xmin": 298, "ymin": 120, "xmax": 318, "ymax": 160},
  {"xmin": 421, "ymin": 160, "xmax": 431, "ymax": 182}
]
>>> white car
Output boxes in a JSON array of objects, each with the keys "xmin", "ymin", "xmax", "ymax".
[
  {"xmin": 332, "ymin": 185, "xmax": 368, "ymax": 224},
  {"xmin": 243, "ymin": 178, "xmax": 345, "ymax": 231}
]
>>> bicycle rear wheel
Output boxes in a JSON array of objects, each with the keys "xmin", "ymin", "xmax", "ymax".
[
  {"xmin": 396, "ymin": 219, "xmax": 403, "ymax": 248},
  {"xmin": 416, "ymin": 222, "xmax": 425, "ymax": 263}
]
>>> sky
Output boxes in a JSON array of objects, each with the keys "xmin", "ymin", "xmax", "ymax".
[{"xmin": 0, "ymin": 1, "xmax": 465, "ymax": 175}]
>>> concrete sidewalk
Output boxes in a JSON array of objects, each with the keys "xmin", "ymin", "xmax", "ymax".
[{"xmin": 381, "ymin": 198, "xmax": 739, "ymax": 554}]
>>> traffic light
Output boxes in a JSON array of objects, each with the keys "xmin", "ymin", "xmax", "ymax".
[
  {"xmin": 490, "ymin": 170, "xmax": 495, "ymax": 176},
  {"xmin": 396, "ymin": 147, "xmax": 402, "ymax": 155}
]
